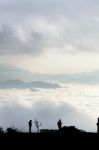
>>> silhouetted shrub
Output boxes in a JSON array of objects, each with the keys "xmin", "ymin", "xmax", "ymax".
[
  {"xmin": 6, "ymin": 126, "xmax": 20, "ymax": 134},
  {"xmin": 0, "ymin": 127, "xmax": 4, "ymax": 134}
]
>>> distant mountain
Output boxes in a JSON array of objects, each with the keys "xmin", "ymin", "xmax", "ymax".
[
  {"xmin": 0, "ymin": 64, "xmax": 35, "ymax": 81},
  {"xmin": 0, "ymin": 79, "xmax": 60, "ymax": 89},
  {"xmin": 33, "ymin": 71, "xmax": 99, "ymax": 85},
  {"xmin": 1, "ymin": 64, "xmax": 99, "ymax": 85}
]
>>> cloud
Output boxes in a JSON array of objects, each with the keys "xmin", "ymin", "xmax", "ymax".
[
  {"xmin": 0, "ymin": 0, "xmax": 98, "ymax": 18},
  {"xmin": 0, "ymin": 85, "xmax": 97, "ymax": 132},
  {"xmin": 0, "ymin": 25, "xmax": 45, "ymax": 55},
  {"xmin": 0, "ymin": 20, "xmax": 99, "ymax": 56},
  {"xmin": 0, "ymin": 0, "xmax": 99, "ymax": 55},
  {"xmin": 1, "ymin": 63, "xmax": 99, "ymax": 84},
  {"xmin": 0, "ymin": 100, "xmax": 95, "ymax": 132}
]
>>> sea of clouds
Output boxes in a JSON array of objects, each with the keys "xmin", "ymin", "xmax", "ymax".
[{"xmin": 0, "ymin": 83, "xmax": 98, "ymax": 132}]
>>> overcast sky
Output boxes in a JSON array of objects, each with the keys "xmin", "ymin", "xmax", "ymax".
[
  {"xmin": 0, "ymin": 0, "xmax": 99, "ymax": 73},
  {"xmin": 1, "ymin": 0, "xmax": 99, "ymax": 132}
]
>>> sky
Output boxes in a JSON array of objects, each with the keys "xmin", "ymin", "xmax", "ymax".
[
  {"xmin": 0, "ymin": 0, "xmax": 99, "ymax": 74},
  {"xmin": 0, "ymin": 0, "xmax": 99, "ymax": 132}
]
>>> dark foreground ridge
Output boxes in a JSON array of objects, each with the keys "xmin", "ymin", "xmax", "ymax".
[
  {"xmin": 1, "ymin": 118, "xmax": 99, "ymax": 148},
  {"xmin": 1, "ymin": 130, "xmax": 99, "ymax": 148}
]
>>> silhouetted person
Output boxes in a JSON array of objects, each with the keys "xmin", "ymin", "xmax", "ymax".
[
  {"xmin": 57, "ymin": 119, "xmax": 62, "ymax": 131},
  {"xmin": 28, "ymin": 120, "xmax": 32, "ymax": 133},
  {"xmin": 97, "ymin": 118, "xmax": 99, "ymax": 133}
]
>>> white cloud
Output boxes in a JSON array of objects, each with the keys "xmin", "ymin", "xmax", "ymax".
[{"xmin": 0, "ymin": 87, "xmax": 96, "ymax": 131}]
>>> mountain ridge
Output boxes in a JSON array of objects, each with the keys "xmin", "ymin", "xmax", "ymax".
[
  {"xmin": 0, "ymin": 64, "xmax": 99, "ymax": 84},
  {"xmin": 0, "ymin": 79, "xmax": 60, "ymax": 89}
]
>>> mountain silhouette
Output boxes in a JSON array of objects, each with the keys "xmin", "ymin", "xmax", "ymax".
[{"xmin": 0, "ymin": 79, "xmax": 60, "ymax": 89}]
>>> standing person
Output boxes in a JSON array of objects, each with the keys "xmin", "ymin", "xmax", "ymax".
[
  {"xmin": 97, "ymin": 118, "xmax": 99, "ymax": 134},
  {"xmin": 28, "ymin": 120, "xmax": 32, "ymax": 133},
  {"xmin": 57, "ymin": 119, "xmax": 62, "ymax": 131}
]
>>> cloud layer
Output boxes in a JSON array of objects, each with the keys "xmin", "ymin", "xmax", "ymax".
[
  {"xmin": 0, "ymin": 77, "xmax": 98, "ymax": 132},
  {"xmin": 1, "ymin": 101, "xmax": 95, "ymax": 132},
  {"xmin": 0, "ymin": 0, "xmax": 99, "ymax": 55}
]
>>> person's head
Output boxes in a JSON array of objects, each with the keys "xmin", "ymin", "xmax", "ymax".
[{"xmin": 59, "ymin": 119, "xmax": 61, "ymax": 122}]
